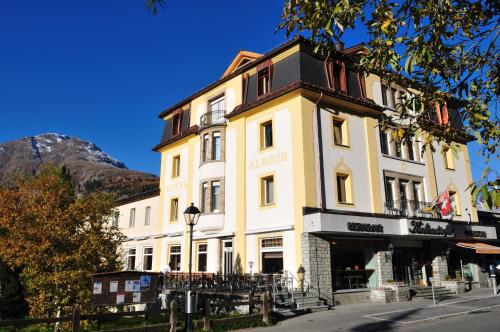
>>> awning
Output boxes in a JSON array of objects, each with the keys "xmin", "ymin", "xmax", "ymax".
[{"xmin": 456, "ymin": 242, "xmax": 500, "ymax": 254}]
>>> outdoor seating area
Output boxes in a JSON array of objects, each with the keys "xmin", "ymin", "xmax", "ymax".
[{"xmin": 161, "ymin": 272, "xmax": 280, "ymax": 294}]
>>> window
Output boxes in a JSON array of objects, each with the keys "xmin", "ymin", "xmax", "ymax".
[
  {"xmin": 202, "ymin": 134, "xmax": 209, "ymax": 162},
  {"xmin": 129, "ymin": 208, "xmax": 136, "ymax": 228},
  {"xmin": 406, "ymin": 139, "xmax": 415, "ymax": 161},
  {"xmin": 170, "ymin": 198, "xmax": 179, "ymax": 222},
  {"xmin": 257, "ymin": 67, "xmax": 271, "ymax": 96},
  {"xmin": 210, "ymin": 95, "xmax": 225, "ymax": 112},
  {"xmin": 113, "ymin": 212, "xmax": 119, "ymax": 227},
  {"xmin": 261, "ymin": 175, "xmax": 275, "ymax": 206},
  {"xmin": 143, "ymin": 247, "xmax": 153, "ymax": 271},
  {"xmin": 211, "ymin": 181, "xmax": 221, "ymax": 212},
  {"xmin": 381, "ymin": 84, "xmax": 388, "ymax": 106},
  {"xmin": 412, "ymin": 182, "xmax": 421, "ymax": 209},
  {"xmin": 201, "ymin": 182, "xmax": 208, "ymax": 213},
  {"xmin": 172, "ymin": 114, "xmax": 181, "ymax": 136},
  {"xmin": 385, "ymin": 177, "xmax": 395, "ymax": 206},
  {"xmin": 168, "ymin": 245, "xmax": 181, "ymax": 271},
  {"xmin": 332, "ymin": 117, "xmax": 348, "ymax": 146},
  {"xmin": 380, "ymin": 129, "xmax": 389, "ymax": 154},
  {"xmin": 172, "ymin": 155, "xmax": 180, "ymax": 177},
  {"xmin": 197, "ymin": 243, "xmax": 208, "ymax": 272},
  {"xmin": 449, "ymin": 191, "xmax": 461, "ymax": 216},
  {"xmin": 260, "ymin": 237, "xmax": 283, "ymax": 274},
  {"xmin": 443, "ymin": 147, "xmax": 455, "ymax": 170},
  {"xmin": 336, "ymin": 173, "xmax": 352, "ymax": 204},
  {"xmin": 212, "ymin": 132, "xmax": 221, "ymax": 161},
  {"xmin": 144, "ymin": 206, "xmax": 151, "ymax": 225},
  {"xmin": 260, "ymin": 121, "xmax": 273, "ymax": 149},
  {"xmin": 127, "ymin": 248, "xmax": 136, "ymax": 270},
  {"xmin": 395, "ymin": 140, "xmax": 403, "ymax": 158}
]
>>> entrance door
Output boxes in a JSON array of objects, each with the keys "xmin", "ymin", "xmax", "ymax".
[
  {"xmin": 393, "ymin": 248, "xmax": 424, "ymax": 286},
  {"xmin": 222, "ymin": 240, "xmax": 233, "ymax": 275}
]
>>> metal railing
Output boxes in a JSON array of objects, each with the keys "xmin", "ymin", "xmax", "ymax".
[
  {"xmin": 384, "ymin": 199, "xmax": 438, "ymax": 218},
  {"xmin": 199, "ymin": 109, "xmax": 227, "ymax": 130}
]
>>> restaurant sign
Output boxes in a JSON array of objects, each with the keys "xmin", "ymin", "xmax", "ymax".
[
  {"xmin": 408, "ymin": 221, "xmax": 453, "ymax": 236},
  {"xmin": 347, "ymin": 222, "xmax": 384, "ymax": 233}
]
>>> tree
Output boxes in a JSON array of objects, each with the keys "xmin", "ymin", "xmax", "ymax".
[
  {"xmin": 0, "ymin": 166, "xmax": 125, "ymax": 317},
  {"xmin": 277, "ymin": 0, "xmax": 499, "ymax": 206},
  {"xmin": 0, "ymin": 261, "xmax": 28, "ymax": 319}
]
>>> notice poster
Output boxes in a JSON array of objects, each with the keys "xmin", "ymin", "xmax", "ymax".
[
  {"xmin": 132, "ymin": 292, "xmax": 141, "ymax": 303},
  {"xmin": 93, "ymin": 282, "xmax": 102, "ymax": 294},
  {"xmin": 139, "ymin": 275, "xmax": 151, "ymax": 290},
  {"xmin": 125, "ymin": 280, "xmax": 140, "ymax": 292},
  {"xmin": 109, "ymin": 281, "xmax": 118, "ymax": 293},
  {"xmin": 116, "ymin": 293, "xmax": 125, "ymax": 304}
]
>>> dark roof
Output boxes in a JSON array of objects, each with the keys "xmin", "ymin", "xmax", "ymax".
[
  {"xmin": 227, "ymin": 80, "xmax": 384, "ymax": 119},
  {"xmin": 152, "ymin": 125, "xmax": 199, "ymax": 152},
  {"xmin": 116, "ymin": 188, "xmax": 160, "ymax": 206}
]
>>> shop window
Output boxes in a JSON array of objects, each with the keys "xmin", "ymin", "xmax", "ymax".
[
  {"xmin": 201, "ymin": 182, "xmax": 208, "ymax": 213},
  {"xmin": 260, "ymin": 120, "xmax": 273, "ymax": 149},
  {"xmin": 143, "ymin": 247, "xmax": 153, "ymax": 271},
  {"xmin": 170, "ymin": 198, "xmax": 179, "ymax": 222},
  {"xmin": 332, "ymin": 117, "xmax": 348, "ymax": 146},
  {"xmin": 449, "ymin": 190, "xmax": 461, "ymax": 216},
  {"xmin": 168, "ymin": 245, "xmax": 181, "ymax": 271},
  {"xmin": 172, "ymin": 155, "xmax": 180, "ymax": 177},
  {"xmin": 212, "ymin": 132, "xmax": 221, "ymax": 161},
  {"xmin": 211, "ymin": 181, "xmax": 221, "ymax": 212},
  {"xmin": 443, "ymin": 147, "xmax": 455, "ymax": 170},
  {"xmin": 144, "ymin": 206, "xmax": 151, "ymax": 225},
  {"xmin": 127, "ymin": 248, "xmax": 136, "ymax": 270},
  {"xmin": 260, "ymin": 237, "xmax": 283, "ymax": 274},
  {"xmin": 197, "ymin": 243, "xmax": 208, "ymax": 272},
  {"xmin": 257, "ymin": 67, "xmax": 271, "ymax": 96},
  {"xmin": 333, "ymin": 248, "xmax": 371, "ymax": 290},
  {"xmin": 129, "ymin": 208, "xmax": 136, "ymax": 228},
  {"xmin": 261, "ymin": 175, "xmax": 275, "ymax": 206},
  {"xmin": 336, "ymin": 173, "xmax": 352, "ymax": 204},
  {"xmin": 202, "ymin": 134, "xmax": 209, "ymax": 162}
]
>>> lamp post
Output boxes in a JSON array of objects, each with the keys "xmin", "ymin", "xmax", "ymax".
[
  {"xmin": 297, "ymin": 265, "xmax": 305, "ymax": 294},
  {"xmin": 184, "ymin": 203, "xmax": 201, "ymax": 332}
]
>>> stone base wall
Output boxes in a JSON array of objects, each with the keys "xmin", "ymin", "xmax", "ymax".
[
  {"xmin": 440, "ymin": 280, "xmax": 466, "ymax": 294},
  {"xmin": 384, "ymin": 284, "xmax": 410, "ymax": 302},
  {"xmin": 370, "ymin": 289, "xmax": 396, "ymax": 303},
  {"xmin": 375, "ymin": 250, "xmax": 394, "ymax": 287},
  {"xmin": 301, "ymin": 233, "xmax": 333, "ymax": 304}
]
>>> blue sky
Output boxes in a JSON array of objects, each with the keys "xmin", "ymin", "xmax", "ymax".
[{"xmin": 0, "ymin": 1, "xmax": 494, "ymax": 181}]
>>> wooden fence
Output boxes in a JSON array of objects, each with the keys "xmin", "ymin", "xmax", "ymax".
[{"xmin": 0, "ymin": 291, "xmax": 271, "ymax": 332}]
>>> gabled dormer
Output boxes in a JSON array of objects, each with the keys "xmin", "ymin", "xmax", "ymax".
[{"xmin": 221, "ymin": 50, "xmax": 262, "ymax": 78}]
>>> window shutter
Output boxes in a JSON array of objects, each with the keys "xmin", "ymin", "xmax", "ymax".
[
  {"xmin": 434, "ymin": 102, "xmax": 443, "ymax": 125},
  {"xmin": 181, "ymin": 109, "xmax": 190, "ymax": 131},
  {"xmin": 441, "ymin": 101, "xmax": 449, "ymax": 125},
  {"xmin": 242, "ymin": 73, "xmax": 250, "ymax": 104},
  {"xmin": 359, "ymin": 72, "xmax": 366, "ymax": 99}
]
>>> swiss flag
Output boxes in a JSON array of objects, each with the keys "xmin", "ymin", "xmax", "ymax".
[{"xmin": 436, "ymin": 191, "xmax": 454, "ymax": 220}]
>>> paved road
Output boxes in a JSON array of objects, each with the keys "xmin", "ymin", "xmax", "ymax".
[{"xmin": 244, "ymin": 289, "xmax": 500, "ymax": 332}]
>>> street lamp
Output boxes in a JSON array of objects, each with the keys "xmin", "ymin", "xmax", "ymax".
[
  {"xmin": 297, "ymin": 265, "xmax": 305, "ymax": 293},
  {"xmin": 183, "ymin": 203, "xmax": 201, "ymax": 332}
]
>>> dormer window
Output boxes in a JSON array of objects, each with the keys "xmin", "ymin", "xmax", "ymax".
[
  {"xmin": 257, "ymin": 60, "xmax": 273, "ymax": 97},
  {"xmin": 172, "ymin": 114, "xmax": 181, "ymax": 136}
]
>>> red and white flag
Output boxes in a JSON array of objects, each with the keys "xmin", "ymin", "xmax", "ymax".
[{"xmin": 435, "ymin": 191, "xmax": 454, "ymax": 220}]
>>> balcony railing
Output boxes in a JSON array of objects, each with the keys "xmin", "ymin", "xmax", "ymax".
[
  {"xmin": 199, "ymin": 109, "xmax": 227, "ymax": 130},
  {"xmin": 384, "ymin": 199, "xmax": 438, "ymax": 218}
]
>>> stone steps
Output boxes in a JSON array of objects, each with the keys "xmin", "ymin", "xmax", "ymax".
[{"xmin": 411, "ymin": 286, "xmax": 454, "ymax": 298}]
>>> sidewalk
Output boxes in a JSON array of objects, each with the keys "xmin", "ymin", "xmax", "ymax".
[{"xmin": 243, "ymin": 288, "xmax": 500, "ymax": 332}]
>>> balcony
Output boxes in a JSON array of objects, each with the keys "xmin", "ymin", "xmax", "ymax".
[
  {"xmin": 199, "ymin": 109, "xmax": 227, "ymax": 130},
  {"xmin": 384, "ymin": 200, "xmax": 438, "ymax": 219}
]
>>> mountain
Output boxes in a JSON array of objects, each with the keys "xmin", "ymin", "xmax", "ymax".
[{"xmin": 0, "ymin": 133, "xmax": 159, "ymax": 198}]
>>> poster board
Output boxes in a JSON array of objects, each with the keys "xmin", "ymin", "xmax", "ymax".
[{"xmin": 92, "ymin": 271, "xmax": 160, "ymax": 306}]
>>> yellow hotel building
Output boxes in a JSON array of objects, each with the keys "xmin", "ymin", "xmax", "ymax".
[{"xmin": 116, "ymin": 37, "xmax": 499, "ymax": 305}]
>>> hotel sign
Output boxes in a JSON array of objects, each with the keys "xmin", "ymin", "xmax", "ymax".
[
  {"xmin": 408, "ymin": 221, "xmax": 453, "ymax": 236},
  {"xmin": 347, "ymin": 222, "xmax": 384, "ymax": 233}
]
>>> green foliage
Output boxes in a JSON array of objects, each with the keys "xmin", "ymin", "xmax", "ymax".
[
  {"xmin": 0, "ymin": 166, "xmax": 126, "ymax": 317},
  {"xmin": 278, "ymin": 0, "xmax": 499, "ymax": 201}
]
